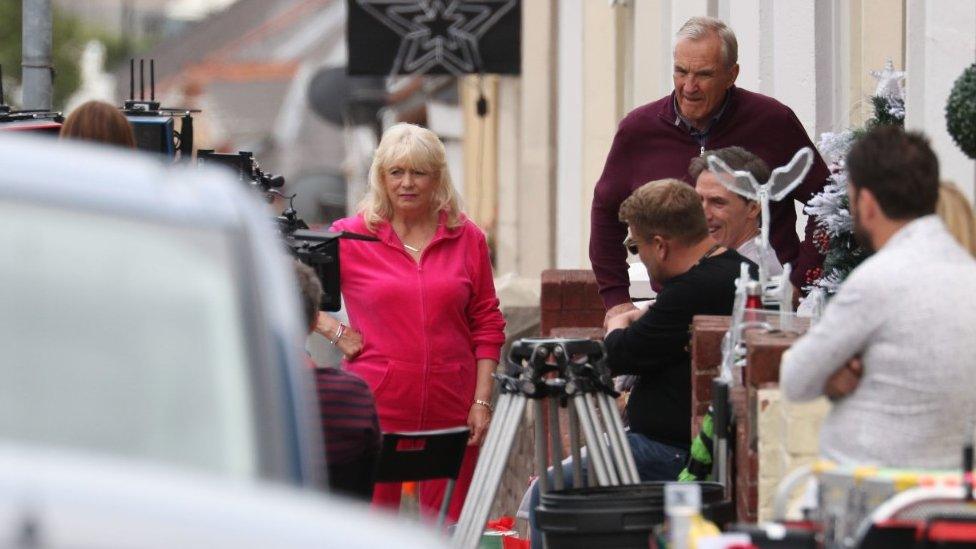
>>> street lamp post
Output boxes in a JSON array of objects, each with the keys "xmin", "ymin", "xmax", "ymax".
[{"xmin": 22, "ymin": 0, "xmax": 54, "ymax": 111}]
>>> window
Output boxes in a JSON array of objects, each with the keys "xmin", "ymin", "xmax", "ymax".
[{"xmin": 0, "ymin": 200, "xmax": 257, "ymax": 479}]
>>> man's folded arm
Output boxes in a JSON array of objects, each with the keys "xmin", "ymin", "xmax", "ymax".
[{"xmin": 780, "ymin": 272, "xmax": 880, "ymax": 401}]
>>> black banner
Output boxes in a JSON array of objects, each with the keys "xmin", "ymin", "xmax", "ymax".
[{"xmin": 347, "ymin": 0, "xmax": 521, "ymax": 76}]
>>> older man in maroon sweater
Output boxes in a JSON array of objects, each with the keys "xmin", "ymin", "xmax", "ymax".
[{"xmin": 591, "ymin": 16, "xmax": 830, "ymax": 319}]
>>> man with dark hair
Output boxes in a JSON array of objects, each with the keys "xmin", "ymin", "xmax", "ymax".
[
  {"xmin": 690, "ymin": 146, "xmax": 783, "ymax": 275},
  {"xmin": 294, "ymin": 260, "xmax": 381, "ymax": 500},
  {"xmin": 781, "ymin": 127, "xmax": 976, "ymax": 468},
  {"xmin": 590, "ymin": 16, "xmax": 829, "ymax": 325}
]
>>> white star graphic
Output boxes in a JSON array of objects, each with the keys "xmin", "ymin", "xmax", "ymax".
[{"xmin": 356, "ymin": 0, "xmax": 518, "ymax": 75}]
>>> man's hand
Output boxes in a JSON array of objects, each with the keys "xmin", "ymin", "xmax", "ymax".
[
  {"xmin": 825, "ymin": 357, "xmax": 863, "ymax": 401},
  {"xmin": 606, "ymin": 306, "xmax": 645, "ymax": 333},
  {"xmin": 604, "ymin": 302, "xmax": 638, "ymax": 330}
]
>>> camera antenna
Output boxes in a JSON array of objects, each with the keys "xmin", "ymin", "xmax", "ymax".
[
  {"xmin": 150, "ymin": 59, "xmax": 155, "ymax": 102},
  {"xmin": 139, "ymin": 59, "xmax": 145, "ymax": 101},
  {"xmin": 129, "ymin": 58, "xmax": 135, "ymax": 101}
]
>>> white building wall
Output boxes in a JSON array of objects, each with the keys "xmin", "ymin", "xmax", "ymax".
[
  {"xmin": 905, "ymin": 0, "xmax": 976, "ymax": 202},
  {"xmin": 772, "ymin": 1, "xmax": 817, "ymax": 137},
  {"xmin": 500, "ymin": 0, "xmax": 965, "ymax": 276},
  {"xmin": 556, "ymin": 0, "xmax": 584, "ymax": 269}
]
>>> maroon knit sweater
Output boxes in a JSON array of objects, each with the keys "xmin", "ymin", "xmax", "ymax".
[{"xmin": 589, "ymin": 86, "xmax": 830, "ymax": 308}]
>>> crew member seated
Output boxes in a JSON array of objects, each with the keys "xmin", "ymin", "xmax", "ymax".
[
  {"xmin": 690, "ymin": 146, "xmax": 783, "ymax": 275},
  {"xmin": 294, "ymin": 260, "xmax": 381, "ymax": 499},
  {"xmin": 526, "ymin": 180, "xmax": 755, "ymax": 545}
]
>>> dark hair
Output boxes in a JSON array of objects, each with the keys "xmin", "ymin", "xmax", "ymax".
[
  {"xmin": 619, "ymin": 178, "xmax": 709, "ymax": 245},
  {"xmin": 294, "ymin": 260, "xmax": 322, "ymax": 332},
  {"xmin": 688, "ymin": 146, "xmax": 771, "ymax": 185},
  {"xmin": 846, "ymin": 126, "xmax": 939, "ymax": 219},
  {"xmin": 60, "ymin": 100, "xmax": 136, "ymax": 149}
]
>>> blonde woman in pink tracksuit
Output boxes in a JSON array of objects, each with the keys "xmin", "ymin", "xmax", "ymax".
[{"xmin": 315, "ymin": 123, "xmax": 506, "ymax": 522}]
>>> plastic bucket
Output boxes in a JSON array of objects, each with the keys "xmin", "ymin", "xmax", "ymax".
[{"xmin": 535, "ymin": 481, "xmax": 732, "ymax": 549}]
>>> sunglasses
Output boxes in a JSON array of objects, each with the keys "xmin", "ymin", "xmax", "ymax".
[{"xmin": 623, "ymin": 236, "xmax": 639, "ymax": 255}]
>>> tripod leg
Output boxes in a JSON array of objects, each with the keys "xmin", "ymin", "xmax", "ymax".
[
  {"xmin": 453, "ymin": 395, "xmax": 526, "ymax": 549},
  {"xmin": 603, "ymin": 393, "xmax": 639, "ymax": 482},
  {"xmin": 598, "ymin": 392, "xmax": 639, "ymax": 484},
  {"xmin": 573, "ymin": 396, "xmax": 611, "ymax": 486},
  {"xmin": 534, "ymin": 398, "xmax": 549, "ymax": 494},
  {"xmin": 464, "ymin": 413, "xmax": 522, "ymax": 543},
  {"xmin": 586, "ymin": 450, "xmax": 596, "ymax": 488},
  {"xmin": 567, "ymin": 402, "xmax": 583, "ymax": 488},
  {"xmin": 548, "ymin": 397, "xmax": 565, "ymax": 491},
  {"xmin": 462, "ymin": 393, "xmax": 512, "ymax": 508},
  {"xmin": 583, "ymin": 393, "xmax": 620, "ymax": 485},
  {"xmin": 595, "ymin": 393, "xmax": 630, "ymax": 484}
]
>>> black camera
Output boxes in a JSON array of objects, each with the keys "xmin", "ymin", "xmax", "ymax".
[
  {"xmin": 197, "ymin": 149, "xmax": 375, "ymax": 312},
  {"xmin": 197, "ymin": 150, "xmax": 284, "ymax": 196}
]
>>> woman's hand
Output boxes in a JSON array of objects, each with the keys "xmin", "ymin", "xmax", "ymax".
[
  {"xmin": 468, "ymin": 359, "xmax": 497, "ymax": 446},
  {"xmin": 335, "ymin": 325, "xmax": 364, "ymax": 359},
  {"xmin": 467, "ymin": 403, "xmax": 491, "ymax": 446},
  {"xmin": 313, "ymin": 312, "xmax": 364, "ymax": 360}
]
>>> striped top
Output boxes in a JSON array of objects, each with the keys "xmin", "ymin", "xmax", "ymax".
[{"xmin": 309, "ymin": 359, "xmax": 381, "ymax": 467}]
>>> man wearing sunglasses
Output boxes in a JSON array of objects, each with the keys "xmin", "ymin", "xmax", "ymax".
[
  {"xmin": 526, "ymin": 179, "xmax": 754, "ymax": 546},
  {"xmin": 606, "ymin": 179, "xmax": 756, "ymax": 478}
]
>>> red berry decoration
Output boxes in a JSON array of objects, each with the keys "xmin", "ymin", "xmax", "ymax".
[
  {"xmin": 805, "ymin": 266, "xmax": 823, "ymax": 286},
  {"xmin": 813, "ymin": 228, "xmax": 831, "ymax": 255}
]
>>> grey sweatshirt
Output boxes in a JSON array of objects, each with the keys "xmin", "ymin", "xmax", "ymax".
[{"xmin": 781, "ymin": 216, "xmax": 976, "ymax": 469}]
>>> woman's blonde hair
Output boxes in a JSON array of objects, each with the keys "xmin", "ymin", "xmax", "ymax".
[
  {"xmin": 358, "ymin": 123, "xmax": 462, "ymax": 231},
  {"xmin": 937, "ymin": 182, "xmax": 976, "ymax": 257}
]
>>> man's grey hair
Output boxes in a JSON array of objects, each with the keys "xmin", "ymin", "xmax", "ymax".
[{"xmin": 675, "ymin": 16, "xmax": 738, "ymax": 68}]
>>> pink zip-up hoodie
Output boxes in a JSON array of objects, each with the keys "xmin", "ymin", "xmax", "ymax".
[{"xmin": 331, "ymin": 212, "xmax": 506, "ymax": 432}]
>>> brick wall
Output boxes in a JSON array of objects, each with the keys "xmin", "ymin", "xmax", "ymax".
[
  {"xmin": 733, "ymin": 328, "xmax": 820, "ymax": 522},
  {"xmin": 731, "ymin": 385, "xmax": 757, "ymax": 522},
  {"xmin": 690, "ymin": 315, "xmax": 730, "ymax": 437},
  {"xmin": 540, "ymin": 269, "xmax": 604, "ymax": 336},
  {"xmin": 756, "ymin": 387, "xmax": 829, "ymax": 521}
]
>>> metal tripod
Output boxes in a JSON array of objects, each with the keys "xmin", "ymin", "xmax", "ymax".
[{"xmin": 452, "ymin": 338, "xmax": 640, "ymax": 549}]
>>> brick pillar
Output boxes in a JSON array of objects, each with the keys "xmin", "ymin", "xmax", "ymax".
[
  {"xmin": 537, "ymin": 270, "xmax": 607, "ymax": 478},
  {"xmin": 731, "ymin": 385, "xmax": 758, "ymax": 522},
  {"xmin": 733, "ymin": 328, "xmax": 807, "ymax": 523},
  {"xmin": 690, "ymin": 315, "xmax": 730, "ymax": 437},
  {"xmin": 540, "ymin": 269, "xmax": 604, "ymax": 336}
]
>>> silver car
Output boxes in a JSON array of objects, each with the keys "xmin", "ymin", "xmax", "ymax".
[
  {"xmin": 0, "ymin": 442, "xmax": 446, "ymax": 548},
  {"xmin": 0, "ymin": 134, "xmax": 450, "ymax": 547},
  {"xmin": 0, "ymin": 134, "xmax": 322, "ymax": 487}
]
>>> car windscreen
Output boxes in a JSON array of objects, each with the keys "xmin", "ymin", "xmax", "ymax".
[{"xmin": 0, "ymin": 199, "xmax": 257, "ymax": 480}]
